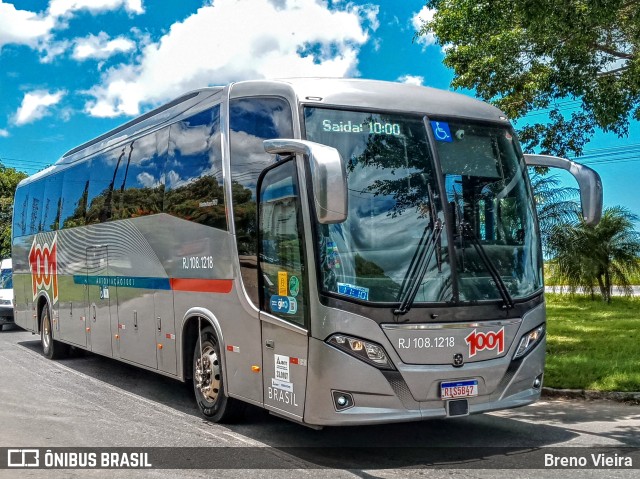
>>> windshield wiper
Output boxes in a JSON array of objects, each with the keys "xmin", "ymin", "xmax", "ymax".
[
  {"xmin": 460, "ymin": 221, "xmax": 515, "ymax": 310},
  {"xmin": 449, "ymin": 185, "xmax": 514, "ymax": 310},
  {"xmin": 394, "ymin": 185, "xmax": 443, "ymax": 316},
  {"xmin": 393, "ymin": 221, "xmax": 443, "ymax": 315}
]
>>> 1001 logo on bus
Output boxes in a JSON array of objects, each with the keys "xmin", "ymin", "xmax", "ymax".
[
  {"xmin": 465, "ymin": 327, "xmax": 505, "ymax": 358},
  {"xmin": 29, "ymin": 235, "xmax": 58, "ymax": 304}
]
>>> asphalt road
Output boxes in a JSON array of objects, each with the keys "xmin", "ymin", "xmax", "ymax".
[{"xmin": 1, "ymin": 324, "xmax": 638, "ymax": 479}]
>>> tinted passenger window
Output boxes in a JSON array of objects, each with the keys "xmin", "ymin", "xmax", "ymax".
[
  {"xmin": 86, "ymin": 153, "xmax": 117, "ymax": 225},
  {"xmin": 119, "ymin": 129, "xmax": 167, "ymax": 219},
  {"xmin": 41, "ymin": 173, "xmax": 63, "ymax": 231},
  {"xmin": 229, "ymin": 97, "xmax": 293, "ymax": 305},
  {"xmin": 26, "ymin": 180, "xmax": 45, "ymax": 235},
  {"xmin": 12, "ymin": 185, "xmax": 29, "ymax": 237},
  {"xmin": 165, "ymin": 107, "xmax": 225, "ymax": 229},
  {"xmin": 60, "ymin": 163, "xmax": 90, "ymax": 229}
]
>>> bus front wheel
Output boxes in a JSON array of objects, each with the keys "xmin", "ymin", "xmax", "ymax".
[
  {"xmin": 192, "ymin": 325, "xmax": 245, "ymax": 423},
  {"xmin": 40, "ymin": 307, "xmax": 69, "ymax": 359}
]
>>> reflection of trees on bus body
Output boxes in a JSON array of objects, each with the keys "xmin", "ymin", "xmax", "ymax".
[{"xmin": 30, "ymin": 105, "xmax": 230, "ymax": 234}]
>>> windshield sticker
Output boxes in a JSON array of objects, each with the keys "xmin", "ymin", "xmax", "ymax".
[
  {"xmin": 430, "ymin": 121, "xmax": 453, "ymax": 142},
  {"xmin": 289, "ymin": 275, "xmax": 300, "ymax": 297},
  {"xmin": 337, "ymin": 282, "xmax": 370, "ymax": 301},
  {"xmin": 270, "ymin": 295, "xmax": 298, "ymax": 314},
  {"xmin": 326, "ymin": 241, "xmax": 341, "ymax": 269},
  {"xmin": 278, "ymin": 271, "xmax": 288, "ymax": 296}
]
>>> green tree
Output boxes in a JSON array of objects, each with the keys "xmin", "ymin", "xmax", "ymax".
[
  {"xmin": 418, "ymin": 0, "xmax": 640, "ymax": 157},
  {"xmin": 547, "ymin": 206, "xmax": 640, "ymax": 302},
  {"xmin": 0, "ymin": 165, "xmax": 28, "ymax": 258}
]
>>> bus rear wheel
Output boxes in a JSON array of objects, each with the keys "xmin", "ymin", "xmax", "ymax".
[
  {"xmin": 40, "ymin": 307, "xmax": 69, "ymax": 359},
  {"xmin": 192, "ymin": 325, "xmax": 245, "ymax": 423}
]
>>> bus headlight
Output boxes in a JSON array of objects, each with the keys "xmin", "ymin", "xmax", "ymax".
[
  {"xmin": 513, "ymin": 324, "xmax": 545, "ymax": 359},
  {"xmin": 327, "ymin": 334, "xmax": 395, "ymax": 370}
]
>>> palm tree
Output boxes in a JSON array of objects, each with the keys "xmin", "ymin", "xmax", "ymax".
[
  {"xmin": 547, "ymin": 206, "xmax": 640, "ymax": 302},
  {"xmin": 528, "ymin": 169, "xmax": 580, "ymax": 254}
]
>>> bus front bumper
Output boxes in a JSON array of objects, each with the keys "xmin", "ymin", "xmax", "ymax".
[{"xmin": 303, "ymin": 336, "xmax": 545, "ymax": 427}]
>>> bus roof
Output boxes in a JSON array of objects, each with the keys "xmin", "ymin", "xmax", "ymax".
[{"xmin": 239, "ymin": 78, "xmax": 508, "ymax": 123}]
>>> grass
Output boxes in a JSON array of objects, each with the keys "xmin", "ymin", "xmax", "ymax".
[
  {"xmin": 543, "ymin": 262, "xmax": 640, "ymax": 286},
  {"xmin": 544, "ymin": 293, "xmax": 640, "ymax": 392}
]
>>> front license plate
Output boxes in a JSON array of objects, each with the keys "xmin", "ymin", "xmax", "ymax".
[{"xmin": 440, "ymin": 379, "xmax": 478, "ymax": 400}]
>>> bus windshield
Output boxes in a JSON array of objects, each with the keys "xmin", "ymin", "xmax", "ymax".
[{"xmin": 304, "ymin": 107, "xmax": 542, "ymax": 306}]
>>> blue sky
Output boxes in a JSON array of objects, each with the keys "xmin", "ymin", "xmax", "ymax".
[{"xmin": 0, "ymin": 0, "xmax": 638, "ymax": 221}]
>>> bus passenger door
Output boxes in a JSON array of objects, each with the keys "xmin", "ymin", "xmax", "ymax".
[
  {"xmin": 85, "ymin": 246, "xmax": 114, "ymax": 357},
  {"xmin": 258, "ymin": 159, "xmax": 309, "ymax": 421}
]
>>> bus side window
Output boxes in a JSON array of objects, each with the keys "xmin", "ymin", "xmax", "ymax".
[
  {"xmin": 86, "ymin": 153, "xmax": 117, "ymax": 225},
  {"xmin": 229, "ymin": 97, "xmax": 293, "ymax": 306},
  {"xmin": 41, "ymin": 173, "xmax": 63, "ymax": 232},
  {"xmin": 165, "ymin": 107, "xmax": 225, "ymax": 229},
  {"xmin": 26, "ymin": 179, "xmax": 45, "ymax": 235},
  {"xmin": 120, "ymin": 129, "xmax": 167, "ymax": 220},
  {"xmin": 13, "ymin": 185, "xmax": 29, "ymax": 237},
  {"xmin": 258, "ymin": 160, "xmax": 307, "ymax": 328},
  {"xmin": 60, "ymin": 163, "xmax": 90, "ymax": 229}
]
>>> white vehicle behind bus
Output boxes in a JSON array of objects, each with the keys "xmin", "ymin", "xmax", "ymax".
[
  {"xmin": 0, "ymin": 258, "xmax": 14, "ymax": 330},
  {"xmin": 12, "ymin": 79, "xmax": 602, "ymax": 427}
]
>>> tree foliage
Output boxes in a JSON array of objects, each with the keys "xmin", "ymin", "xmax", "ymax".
[
  {"xmin": 547, "ymin": 206, "xmax": 640, "ymax": 302},
  {"xmin": 0, "ymin": 165, "xmax": 27, "ymax": 259},
  {"xmin": 419, "ymin": 0, "xmax": 640, "ymax": 157}
]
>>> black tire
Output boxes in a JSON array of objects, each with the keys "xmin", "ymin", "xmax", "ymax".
[
  {"xmin": 40, "ymin": 307, "xmax": 70, "ymax": 359},
  {"xmin": 192, "ymin": 325, "xmax": 245, "ymax": 423}
]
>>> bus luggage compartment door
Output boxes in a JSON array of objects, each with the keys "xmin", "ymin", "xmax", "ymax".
[{"xmin": 85, "ymin": 246, "xmax": 114, "ymax": 357}]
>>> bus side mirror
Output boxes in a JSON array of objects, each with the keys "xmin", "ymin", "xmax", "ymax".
[
  {"xmin": 524, "ymin": 154, "xmax": 603, "ymax": 226},
  {"xmin": 263, "ymin": 139, "xmax": 348, "ymax": 224}
]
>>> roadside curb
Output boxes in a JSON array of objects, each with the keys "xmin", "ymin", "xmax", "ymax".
[{"xmin": 542, "ymin": 387, "xmax": 640, "ymax": 404}]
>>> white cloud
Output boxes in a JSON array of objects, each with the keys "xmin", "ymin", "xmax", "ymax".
[
  {"xmin": 12, "ymin": 90, "xmax": 65, "ymax": 126},
  {"xmin": 397, "ymin": 75, "xmax": 424, "ymax": 86},
  {"xmin": 48, "ymin": 0, "xmax": 144, "ymax": 17},
  {"xmin": 39, "ymin": 39, "xmax": 71, "ymax": 63},
  {"xmin": 0, "ymin": 1, "xmax": 55, "ymax": 49},
  {"xmin": 85, "ymin": 0, "xmax": 378, "ymax": 117},
  {"xmin": 0, "ymin": 129, "xmax": 9, "ymax": 138},
  {"xmin": 0, "ymin": 0, "xmax": 143, "ymax": 57},
  {"xmin": 72, "ymin": 32, "xmax": 136, "ymax": 61},
  {"xmin": 136, "ymin": 171, "xmax": 158, "ymax": 188},
  {"xmin": 412, "ymin": 5, "xmax": 436, "ymax": 49}
]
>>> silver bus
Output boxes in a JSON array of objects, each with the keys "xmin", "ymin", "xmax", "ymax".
[{"xmin": 11, "ymin": 79, "xmax": 602, "ymax": 426}]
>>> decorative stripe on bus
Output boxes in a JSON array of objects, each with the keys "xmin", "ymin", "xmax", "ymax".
[
  {"xmin": 73, "ymin": 275, "xmax": 233, "ymax": 293},
  {"xmin": 169, "ymin": 278, "xmax": 233, "ymax": 293}
]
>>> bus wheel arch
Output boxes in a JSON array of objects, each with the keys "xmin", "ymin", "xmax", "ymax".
[
  {"xmin": 38, "ymin": 296, "xmax": 69, "ymax": 359},
  {"xmin": 181, "ymin": 310, "xmax": 224, "ymax": 381},
  {"xmin": 36, "ymin": 295, "xmax": 49, "ymax": 334},
  {"xmin": 181, "ymin": 310, "xmax": 245, "ymax": 423}
]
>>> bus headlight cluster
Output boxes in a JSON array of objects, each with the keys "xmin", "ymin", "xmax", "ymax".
[
  {"xmin": 327, "ymin": 334, "xmax": 395, "ymax": 370},
  {"xmin": 513, "ymin": 324, "xmax": 545, "ymax": 359}
]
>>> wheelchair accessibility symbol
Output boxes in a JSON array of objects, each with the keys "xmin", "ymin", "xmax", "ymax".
[{"xmin": 430, "ymin": 121, "xmax": 453, "ymax": 142}]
